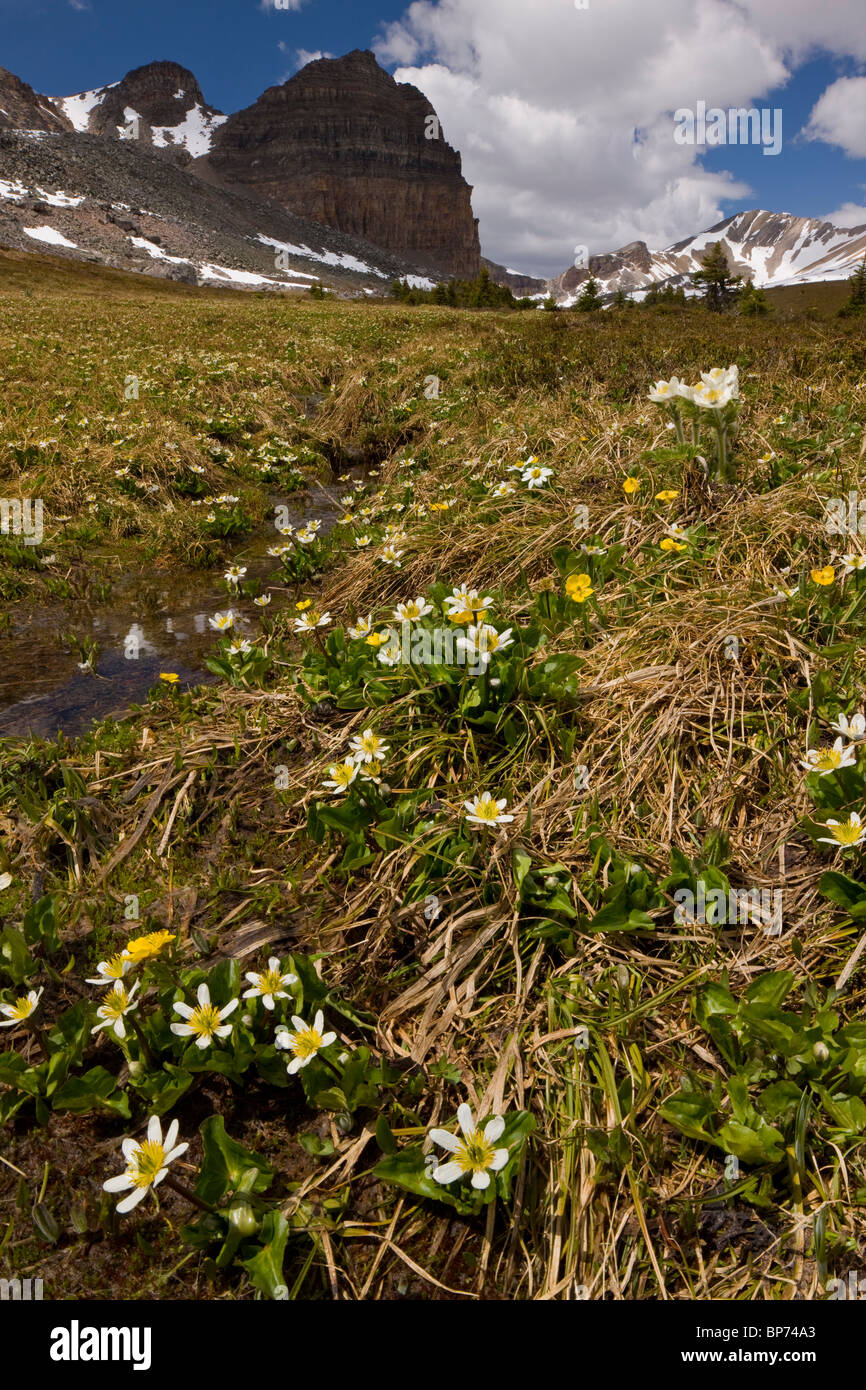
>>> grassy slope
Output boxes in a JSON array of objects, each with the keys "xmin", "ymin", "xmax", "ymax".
[{"xmin": 1, "ymin": 256, "xmax": 865, "ymax": 1300}]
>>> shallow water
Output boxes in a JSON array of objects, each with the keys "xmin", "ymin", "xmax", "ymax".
[{"xmin": 0, "ymin": 480, "xmax": 351, "ymax": 741}]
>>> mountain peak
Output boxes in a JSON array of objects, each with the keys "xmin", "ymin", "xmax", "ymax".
[{"xmin": 48, "ymin": 60, "xmax": 226, "ymax": 161}]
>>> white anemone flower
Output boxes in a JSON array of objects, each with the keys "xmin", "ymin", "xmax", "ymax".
[
  {"xmin": 444, "ymin": 587, "xmax": 493, "ymax": 623},
  {"xmin": 294, "ymin": 610, "xmax": 331, "ymax": 634},
  {"xmin": 648, "ymin": 376, "xmax": 686, "ymax": 403},
  {"xmin": 91, "ymin": 981, "xmax": 140, "ymax": 1040},
  {"xmin": 208, "ymin": 610, "xmax": 235, "ymax": 632},
  {"xmin": 841, "ymin": 553, "xmax": 866, "ymax": 577},
  {"xmin": 275, "ymin": 1010, "xmax": 337, "ymax": 1074},
  {"xmin": 379, "ymin": 546, "xmax": 405, "ymax": 567},
  {"xmin": 801, "ymin": 739, "xmax": 858, "ymax": 776},
  {"xmin": 693, "ymin": 384, "xmax": 733, "ymax": 410},
  {"xmin": 464, "ymin": 794, "xmax": 514, "ymax": 826},
  {"xmin": 429, "ymin": 1103, "xmax": 510, "ymax": 1190},
  {"xmin": 103, "ymin": 1116, "xmax": 189, "ymax": 1214},
  {"xmin": 171, "ymin": 982, "xmax": 239, "ymax": 1049},
  {"xmin": 242, "ymin": 958, "xmax": 298, "ymax": 1010},
  {"xmin": 817, "ymin": 812, "xmax": 866, "ymax": 849},
  {"xmin": 831, "ymin": 712, "xmax": 866, "ymax": 741}
]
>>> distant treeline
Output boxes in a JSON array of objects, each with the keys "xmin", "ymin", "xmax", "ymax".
[{"xmin": 391, "ymin": 267, "xmax": 536, "ymax": 309}]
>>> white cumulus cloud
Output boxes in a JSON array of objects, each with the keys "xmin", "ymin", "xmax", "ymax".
[
  {"xmin": 375, "ymin": 0, "xmax": 865, "ymax": 275},
  {"xmin": 804, "ymin": 77, "xmax": 866, "ymax": 159}
]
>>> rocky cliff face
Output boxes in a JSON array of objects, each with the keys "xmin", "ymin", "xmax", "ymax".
[
  {"xmin": 207, "ymin": 50, "xmax": 480, "ymax": 278},
  {"xmin": 0, "ymin": 68, "xmax": 72, "ymax": 134}
]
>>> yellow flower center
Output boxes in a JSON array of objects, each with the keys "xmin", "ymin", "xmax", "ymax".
[
  {"xmin": 258, "ymin": 968, "xmax": 285, "ymax": 994},
  {"xmin": 102, "ymin": 987, "xmax": 132, "ymax": 1019},
  {"xmin": 102, "ymin": 955, "xmax": 128, "ymax": 979},
  {"xmin": 813, "ymin": 749, "xmax": 845, "ymax": 770},
  {"xmin": 130, "ymin": 1139, "xmax": 166, "ymax": 1189},
  {"xmin": 831, "ymin": 820, "xmax": 862, "ymax": 845},
  {"xmin": 473, "ymin": 797, "xmax": 499, "ymax": 822},
  {"xmin": 189, "ymin": 1002, "xmax": 222, "ymax": 1038},
  {"xmin": 455, "ymin": 1131, "xmax": 496, "ymax": 1174},
  {"xmin": 10, "ymin": 995, "xmax": 35, "ymax": 1020},
  {"xmin": 290, "ymin": 1026, "xmax": 323, "ymax": 1059}
]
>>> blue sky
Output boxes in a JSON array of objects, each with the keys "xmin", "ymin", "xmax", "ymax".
[{"xmin": 2, "ymin": 0, "xmax": 865, "ymax": 275}]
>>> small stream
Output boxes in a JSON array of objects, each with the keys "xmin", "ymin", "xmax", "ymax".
[{"xmin": 0, "ymin": 479, "xmax": 353, "ymax": 741}]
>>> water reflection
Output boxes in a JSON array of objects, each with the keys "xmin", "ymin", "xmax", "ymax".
[{"xmin": 0, "ymin": 478, "xmax": 353, "ymax": 740}]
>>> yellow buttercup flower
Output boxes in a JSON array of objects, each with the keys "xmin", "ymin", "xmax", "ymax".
[
  {"xmin": 811, "ymin": 566, "xmax": 835, "ymax": 587},
  {"xmin": 159, "ymin": 673, "xmax": 179, "ymax": 684},
  {"xmin": 122, "ymin": 931, "xmax": 176, "ymax": 965},
  {"xmin": 660, "ymin": 538, "xmax": 687, "ymax": 552},
  {"xmin": 622, "ymin": 477, "xmax": 641, "ymax": 495},
  {"xmin": 655, "ymin": 490, "xmax": 679, "ymax": 502},
  {"xmin": 295, "ymin": 599, "xmax": 312, "ymax": 611},
  {"xmin": 566, "ymin": 574, "xmax": 594, "ymax": 603}
]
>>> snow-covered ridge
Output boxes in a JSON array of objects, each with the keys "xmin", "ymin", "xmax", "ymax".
[{"xmin": 550, "ymin": 209, "xmax": 866, "ymax": 302}]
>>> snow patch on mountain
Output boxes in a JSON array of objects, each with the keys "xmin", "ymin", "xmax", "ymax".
[
  {"xmin": 50, "ymin": 84, "xmax": 117, "ymax": 131},
  {"xmin": 255, "ymin": 234, "xmax": 389, "ymax": 279},
  {"xmin": 151, "ymin": 104, "xmax": 228, "ymax": 158},
  {"xmin": 23, "ymin": 226, "xmax": 78, "ymax": 248}
]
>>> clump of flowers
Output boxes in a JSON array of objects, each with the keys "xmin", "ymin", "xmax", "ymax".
[{"xmin": 647, "ymin": 365, "xmax": 740, "ymax": 477}]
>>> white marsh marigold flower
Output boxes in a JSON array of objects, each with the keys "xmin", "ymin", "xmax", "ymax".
[
  {"xmin": 817, "ymin": 812, "xmax": 866, "ymax": 850},
  {"xmin": 103, "ymin": 1115, "xmax": 189, "ymax": 1214},
  {"xmin": 464, "ymin": 794, "xmax": 514, "ymax": 827},
  {"xmin": 801, "ymin": 739, "xmax": 858, "ymax": 776},
  {"xmin": 242, "ymin": 958, "xmax": 298, "ymax": 1010},
  {"xmin": 171, "ymin": 982, "xmax": 239, "ymax": 1049},
  {"xmin": 275, "ymin": 1010, "xmax": 337, "ymax": 1074},
  {"xmin": 429, "ymin": 1103, "xmax": 510, "ymax": 1190}
]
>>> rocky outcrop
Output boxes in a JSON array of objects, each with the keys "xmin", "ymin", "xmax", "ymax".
[
  {"xmin": 481, "ymin": 257, "xmax": 547, "ymax": 297},
  {"xmin": 207, "ymin": 50, "xmax": 480, "ymax": 279},
  {"xmin": 48, "ymin": 62, "xmax": 227, "ymax": 163},
  {"xmin": 0, "ymin": 68, "xmax": 72, "ymax": 134}
]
